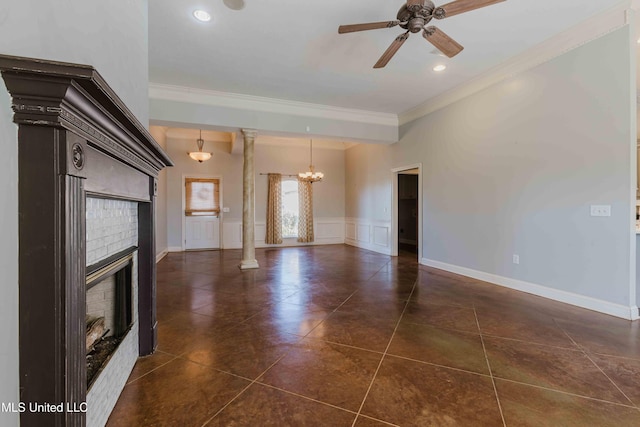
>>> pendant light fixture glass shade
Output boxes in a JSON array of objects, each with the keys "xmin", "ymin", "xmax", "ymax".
[
  {"xmin": 298, "ymin": 139, "xmax": 324, "ymax": 183},
  {"xmin": 188, "ymin": 130, "xmax": 212, "ymax": 163}
]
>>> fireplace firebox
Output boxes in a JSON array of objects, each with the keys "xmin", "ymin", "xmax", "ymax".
[{"xmin": 86, "ymin": 247, "xmax": 135, "ymax": 388}]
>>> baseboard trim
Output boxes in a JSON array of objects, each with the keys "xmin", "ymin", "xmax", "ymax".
[
  {"xmin": 155, "ymin": 249, "xmax": 168, "ymax": 263},
  {"xmin": 167, "ymin": 246, "xmax": 183, "ymax": 253},
  {"xmin": 421, "ymin": 258, "xmax": 639, "ymax": 321},
  {"xmin": 345, "ymin": 239, "xmax": 392, "ymax": 256},
  {"xmin": 255, "ymin": 237, "xmax": 345, "ymax": 249}
]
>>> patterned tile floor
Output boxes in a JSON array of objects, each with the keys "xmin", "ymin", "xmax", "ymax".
[{"xmin": 107, "ymin": 245, "xmax": 640, "ymax": 426}]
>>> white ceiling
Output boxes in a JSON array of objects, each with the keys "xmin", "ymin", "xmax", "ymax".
[{"xmin": 149, "ymin": 0, "xmax": 628, "ymax": 115}]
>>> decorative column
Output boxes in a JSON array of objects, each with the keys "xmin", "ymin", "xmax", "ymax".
[{"xmin": 240, "ymin": 129, "xmax": 259, "ymax": 270}]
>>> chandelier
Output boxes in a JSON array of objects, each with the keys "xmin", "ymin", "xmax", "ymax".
[
  {"xmin": 188, "ymin": 129, "xmax": 212, "ymax": 163},
  {"xmin": 298, "ymin": 139, "xmax": 324, "ymax": 183}
]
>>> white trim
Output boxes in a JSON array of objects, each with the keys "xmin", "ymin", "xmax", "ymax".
[
  {"xmin": 421, "ymin": 258, "xmax": 640, "ymax": 321},
  {"xmin": 222, "ymin": 217, "xmax": 346, "ymax": 249},
  {"xmin": 167, "ymin": 246, "xmax": 183, "ymax": 252},
  {"xmin": 391, "ymin": 164, "xmax": 423, "ymax": 261},
  {"xmin": 627, "ymin": 7, "xmax": 638, "ymax": 314},
  {"xmin": 399, "ymin": 2, "xmax": 631, "ymax": 125},
  {"xmin": 155, "ymin": 249, "xmax": 168, "ymax": 263},
  {"xmin": 149, "ymin": 83, "xmax": 398, "ymax": 127},
  {"xmin": 345, "ymin": 217, "xmax": 392, "ymax": 256}
]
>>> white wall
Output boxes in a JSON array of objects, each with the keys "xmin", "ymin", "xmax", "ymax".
[
  {"xmin": 150, "ymin": 95, "xmax": 398, "ymax": 145},
  {"xmin": 254, "ymin": 144, "xmax": 345, "ymax": 222},
  {"xmin": 0, "ymin": 1, "xmax": 150, "ymax": 425},
  {"xmin": 346, "ymin": 27, "xmax": 637, "ymax": 318},
  {"xmin": 0, "ymin": 74, "xmax": 19, "ymax": 427},
  {"xmin": 150, "ymin": 127, "xmax": 169, "ymax": 259},
  {"xmin": 165, "ymin": 137, "xmax": 345, "ymax": 250}
]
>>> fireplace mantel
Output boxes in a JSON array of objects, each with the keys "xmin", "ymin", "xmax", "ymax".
[{"xmin": 0, "ymin": 55, "xmax": 173, "ymax": 427}]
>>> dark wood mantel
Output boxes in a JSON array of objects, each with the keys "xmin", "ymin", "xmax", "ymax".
[{"xmin": 0, "ymin": 55, "xmax": 173, "ymax": 427}]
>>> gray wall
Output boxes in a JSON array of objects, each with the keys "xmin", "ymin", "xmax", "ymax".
[
  {"xmin": 345, "ymin": 143, "xmax": 393, "ymax": 222},
  {"xmin": 165, "ymin": 137, "xmax": 243, "ymax": 249},
  {"xmin": 0, "ymin": 1, "xmax": 149, "ymax": 424},
  {"xmin": 347, "ymin": 27, "xmax": 635, "ymax": 307},
  {"xmin": 165, "ymin": 138, "xmax": 345, "ymax": 249}
]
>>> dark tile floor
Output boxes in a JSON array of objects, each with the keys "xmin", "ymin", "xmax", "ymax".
[{"xmin": 107, "ymin": 245, "xmax": 640, "ymax": 426}]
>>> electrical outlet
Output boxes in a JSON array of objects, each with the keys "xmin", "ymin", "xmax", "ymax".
[
  {"xmin": 590, "ymin": 205, "xmax": 611, "ymax": 217},
  {"xmin": 513, "ymin": 254, "xmax": 520, "ymax": 265}
]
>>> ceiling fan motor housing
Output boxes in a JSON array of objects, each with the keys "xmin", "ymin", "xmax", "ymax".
[{"xmin": 398, "ymin": 1, "xmax": 435, "ymax": 32}]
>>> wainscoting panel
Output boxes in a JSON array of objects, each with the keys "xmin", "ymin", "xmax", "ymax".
[
  {"xmin": 357, "ymin": 225, "xmax": 371, "ymax": 244},
  {"xmin": 345, "ymin": 218, "xmax": 392, "ymax": 256},
  {"xmin": 345, "ymin": 223, "xmax": 357, "ymax": 240},
  {"xmin": 222, "ymin": 218, "xmax": 345, "ymax": 249},
  {"xmin": 373, "ymin": 226, "xmax": 390, "ymax": 248},
  {"xmin": 222, "ymin": 221, "xmax": 243, "ymax": 249}
]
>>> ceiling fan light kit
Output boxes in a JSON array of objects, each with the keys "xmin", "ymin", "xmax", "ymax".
[{"xmin": 338, "ymin": 0, "xmax": 506, "ymax": 68}]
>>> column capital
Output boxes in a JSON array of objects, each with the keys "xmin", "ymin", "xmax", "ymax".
[{"xmin": 241, "ymin": 128, "xmax": 258, "ymax": 139}]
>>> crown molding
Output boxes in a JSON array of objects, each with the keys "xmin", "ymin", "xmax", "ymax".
[
  {"xmin": 399, "ymin": 0, "xmax": 632, "ymax": 125},
  {"xmin": 148, "ymin": 83, "xmax": 399, "ymax": 127}
]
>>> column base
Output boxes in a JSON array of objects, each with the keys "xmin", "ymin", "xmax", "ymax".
[{"xmin": 239, "ymin": 259, "xmax": 260, "ymax": 270}]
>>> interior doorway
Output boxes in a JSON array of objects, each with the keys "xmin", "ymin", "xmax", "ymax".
[
  {"xmin": 392, "ymin": 164, "xmax": 422, "ymax": 261},
  {"xmin": 183, "ymin": 175, "xmax": 222, "ymax": 250},
  {"xmin": 398, "ymin": 173, "xmax": 419, "ymax": 258}
]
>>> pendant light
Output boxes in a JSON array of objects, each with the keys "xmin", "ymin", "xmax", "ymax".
[
  {"xmin": 188, "ymin": 130, "xmax": 212, "ymax": 163},
  {"xmin": 298, "ymin": 139, "xmax": 324, "ymax": 183}
]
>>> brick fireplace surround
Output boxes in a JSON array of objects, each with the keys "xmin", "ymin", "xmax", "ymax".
[{"xmin": 0, "ymin": 55, "xmax": 173, "ymax": 426}]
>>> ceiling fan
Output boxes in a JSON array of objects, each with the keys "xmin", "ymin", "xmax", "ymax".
[
  {"xmin": 223, "ymin": 0, "xmax": 245, "ymax": 11},
  {"xmin": 338, "ymin": 0, "xmax": 506, "ymax": 68}
]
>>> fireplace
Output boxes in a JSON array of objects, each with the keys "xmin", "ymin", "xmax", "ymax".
[
  {"xmin": 0, "ymin": 55, "xmax": 173, "ymax": 427},
  {"xmin": 86, "ymin": 247, "xmax": 135, "ymax": 388}
]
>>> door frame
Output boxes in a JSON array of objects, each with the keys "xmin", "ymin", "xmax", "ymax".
[
  {"xmin": 182, "ymin": 173, "xmax": 224, "ymax": 251},
  {"xmin": 391, "ymin": 163, "xmax": 422, "ymax": 261}
]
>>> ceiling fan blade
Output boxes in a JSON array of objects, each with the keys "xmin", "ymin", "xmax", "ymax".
[
  {"xmin": 435, "ymin": 0, "xmax": 505, "ymax": 19},
  {"xmin": 374, "ymin": 32, "xmax": 410, "ymax": 69},
  {"xmin": 423, "ymin": 26, "xmax": 463, "ymax": 58},
  {"xmin": 338, "ymin": 21, "xmax": 401, "ymax": 34}
]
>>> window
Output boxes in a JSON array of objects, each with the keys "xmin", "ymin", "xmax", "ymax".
[
  {"xmin": 281, "ymin": 180, "xmax": 298, "ymax": 238},
  {"xmin": 185, "ymin": 178, "xmax": 220, "ymax": 217}
]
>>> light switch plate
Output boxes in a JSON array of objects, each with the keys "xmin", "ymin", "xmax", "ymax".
[{"xmin": 590, "ymin": 205, "xmax": 611, "ymax": 217}]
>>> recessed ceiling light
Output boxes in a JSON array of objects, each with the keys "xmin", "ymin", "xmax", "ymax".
[
  {"xmin": 193, "ymin": 10, "xmax": 212, "ymax": 22},
  {"xmin": 433, "ymin": 65, "xmax": 447, "ymax": 72}
]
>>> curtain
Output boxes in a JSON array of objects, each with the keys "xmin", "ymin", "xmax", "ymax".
[
  {"xmin": 265, "ymin": 173, "xmax": 283, "ymax": 244},
  {"xmin": 297, "ymin": 178, "xmax": 314, "ymax": 243}
]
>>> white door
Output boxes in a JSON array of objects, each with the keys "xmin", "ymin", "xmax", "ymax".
[
  {"xmin": 185, "ymin": 216, "xmax": 220, "ymax": 249},
  {"xmin": 184, "ymin": 176, "xmax": 221, "ymax": 250}
]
